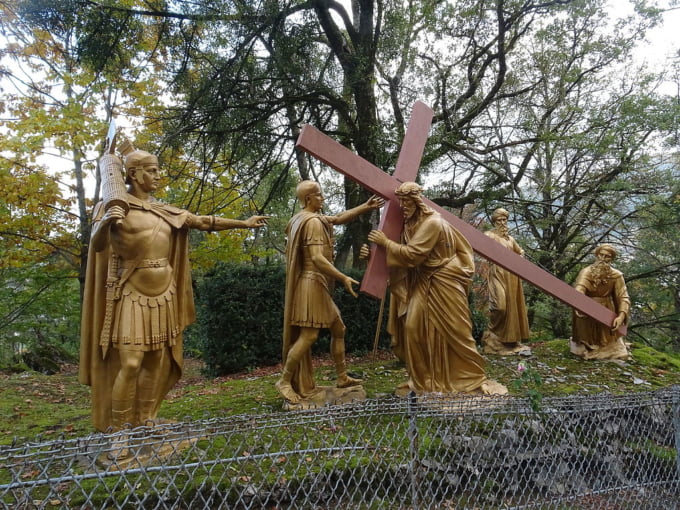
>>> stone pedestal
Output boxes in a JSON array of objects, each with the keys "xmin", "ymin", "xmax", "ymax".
[
  {"xmin": 482, "ymin": 330, "xmax": 531, "ymax": 356},
  {"xmin": 282, "ymin": 384, "xmax": 367, "ymax": 410}
]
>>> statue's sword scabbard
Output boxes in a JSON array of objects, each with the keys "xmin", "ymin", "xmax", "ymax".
[{"xmin": 100, "ymin": 253, "xmax": 120, "ymax": 359}]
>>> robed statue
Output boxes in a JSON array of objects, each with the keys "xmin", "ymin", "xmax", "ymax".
[
  {"xmin": 365, "ymin": 182, "xmax": 507, "ymax": 396},
  {"xmin": 481, "ymin": 208, "xmax": 531, "ymax": 355},
  {"xmin": 570, "ymin": 244, "xmax": 630, "ymax": 361}
]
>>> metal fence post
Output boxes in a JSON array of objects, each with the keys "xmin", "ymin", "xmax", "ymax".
[
  {"xmin": 674, "ymin": 385, "xmax": 680, "ymax": 483},
  {"xmin": 408, "ymin": 390, "xmax": 420, "ymax": 508}
]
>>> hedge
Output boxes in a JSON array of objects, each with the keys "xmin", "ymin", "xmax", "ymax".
[
  {"xmin": 190, "ymin": 263, "xmax": 488, "ymax": 377},
  {"xmin": 189, "ymin": 264, "xmax": 389, "ymax": 376}
]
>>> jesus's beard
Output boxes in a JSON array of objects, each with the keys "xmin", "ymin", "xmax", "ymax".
[{"xmin": 591, "ymin": 260, "xmax": 612, "ymax": 287}]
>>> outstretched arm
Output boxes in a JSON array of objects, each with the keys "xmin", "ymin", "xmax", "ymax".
[
  {"xmin": 331, "ymin": 195, "xmax": 384, "ymax": 225},
  {"xmin": 188, "ymin": 214, "xmax": 269, "ymax": 231}
]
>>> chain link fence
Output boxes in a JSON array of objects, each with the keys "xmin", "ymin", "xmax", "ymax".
[{"xmin": 2, "ymin": 386, "xmax": 679, "ymax": 509}]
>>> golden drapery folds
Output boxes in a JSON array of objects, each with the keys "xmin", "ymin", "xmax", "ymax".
[
  {"xmin": 482, "ymin": 230, "xmax": 530, "ymax": 354},
  {"xmin": 571, "ymin": 258, "xmax": 631, "ymax": 361},
  {"xmin": 384, "ymin": 211, "xmax": 501, "ymax": 394}
]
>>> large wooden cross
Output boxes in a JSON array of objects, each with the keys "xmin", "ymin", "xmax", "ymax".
[{"xmin": 296, "ymin": 102, "xmax": 626, "ymax": 335}]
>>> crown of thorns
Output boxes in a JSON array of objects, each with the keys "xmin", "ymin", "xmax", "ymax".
[{"xmin": 395, "ymin": 182, "xmax": 423, "ymax": 196}]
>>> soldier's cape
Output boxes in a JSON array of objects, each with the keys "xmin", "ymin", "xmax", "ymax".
[{"xmin": 282, "ymin": 211, "xmax": 332, "ymax": 398}]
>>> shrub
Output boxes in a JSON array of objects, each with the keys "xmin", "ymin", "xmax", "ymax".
[
  {"xmin": 19, "ymin": 341, "xmax": 78, "ymax": 374},
  {"xmin": 191, "ymin": 264, "xmax": 487, "ymax": 377},
  {"xmin": 190, "ymin": 264, "xmax": 286, "ymax": 376},
  {"xmin": 191, "ymin": 264, "xmax": 392, "ymax": 377},
  {"xmin": 315, "ymin": 268, "xmax": 390, "ymax": 356}
]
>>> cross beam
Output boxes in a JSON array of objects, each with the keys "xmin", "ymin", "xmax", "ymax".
[
  {"xmin": 362, "ymin": 101, "xmax": 433, "ymax": 298},
  {"xmin": 296, "ymin": 118, "xmax": 626, "ymax": 335}
]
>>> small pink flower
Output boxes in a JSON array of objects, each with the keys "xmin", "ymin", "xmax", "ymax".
[{"xmin": 517, "ymin": 361, "xmax": 527, "ymax": 373}]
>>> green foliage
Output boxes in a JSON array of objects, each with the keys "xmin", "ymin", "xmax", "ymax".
[
  {"xmin": 619, "ymin": 167, "xmax": 680, "ymax": 350},
  {"xmin": 18, "ymin": 340, "xmax": 78, "ymax": 375},
  {"xmin": 511, "ymin": 360, "xmax": 544, "ymax": 412},
  {"xmin": 190, "ymin": 264, "xmax": 390, "ymax": 376},
  {"xmin": 0, "ymin": 154, "xmax": 76, "ymax": 271},
  {"xmin": 189, "ymin": 263, "xmax": 286, "ymax": 376},
  {"xmin": 468, "ymin": 285, "xmax": 488, "ymax": 342},
  {"xmin": 316, "ymin": 268, "xmax": 390, "ymax": 356},
  {"xmin": 629, "ymin": 345, "xmax": 680, "ymax": 371},
  {"xmin": 0, "ymin": 264, "xmax": 81, "ymax": 366}
]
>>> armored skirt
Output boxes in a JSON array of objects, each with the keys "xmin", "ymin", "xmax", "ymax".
[{"xmin": 289, "ymin": 270, "xmax": 341, "ymax": 329}]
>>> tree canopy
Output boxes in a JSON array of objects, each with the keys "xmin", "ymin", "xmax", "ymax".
[{"xmin": 1, "ymin": 0, "xmax": 679, "ymax": 349}]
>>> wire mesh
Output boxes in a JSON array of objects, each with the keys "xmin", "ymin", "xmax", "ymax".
[{"xmin": 1, "ymin": 386, "xmax": 679, "ymax": 509}]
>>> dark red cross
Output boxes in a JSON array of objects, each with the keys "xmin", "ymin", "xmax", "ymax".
[{"xmin": 296, "ymin": 102, "xmax": 626, "ymax": 335}]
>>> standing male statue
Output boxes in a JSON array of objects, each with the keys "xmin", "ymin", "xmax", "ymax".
[
  {"xmin": 276, "ymin": 180, "xmax": 383, "ymax": 405},
  {"xmin": 570, "ymin": 244, "xmax": 631, "ymax": 361},
  {"xmin": 481, "ymin": 208, "xmax": 531, "ymax": 355},
  {"xmin": 365, "ymin": 182, "xmax": 506, "ymax": 395},
  {"xmin": 79, "ymin": 148, "xmax": 268, "ymax": 435}
]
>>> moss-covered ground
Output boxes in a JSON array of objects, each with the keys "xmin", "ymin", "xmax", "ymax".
[{"xmin": 1, "ymin": 339, "xmax": 679, "ymax": 445}]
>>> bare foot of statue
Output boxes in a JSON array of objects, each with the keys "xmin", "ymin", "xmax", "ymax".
[
  {"xmin": 275, "ymin": 379, "xmax": 302, "ymax": 404},
  {"xmin": 337, "ymin": 374, "xmax": 363, "ymax": 388}
]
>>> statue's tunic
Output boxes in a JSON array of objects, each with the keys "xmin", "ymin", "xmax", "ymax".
[
  {"xmin": 571, "ymin": 265, "xmax": 630, "ymax": 360},
  {"xmin": 110, "ymin": 261, "xmax": 180, "ymax": 352},
  {"xmin": 79, "ymin": 195, "xmax": 194, "ymax": 431},
  {"xmin": 282, "ymin": 212, "xmax": 341, "ymax": 398},
  {"xmin": 384, "ymin": 212, "xmax": 488, "ymax": 393},
  {"xmin": 484, "ymin": 230, "xmax": 530, "ymax": 344}
]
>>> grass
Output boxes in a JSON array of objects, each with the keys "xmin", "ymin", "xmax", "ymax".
[{"xmin": 1, "ymin": 339, "xmax": 680, "ymax": 445}]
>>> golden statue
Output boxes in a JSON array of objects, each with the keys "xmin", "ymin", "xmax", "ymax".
[
  {"xmin": 481, "ymin": 208, "xmax": 531, "ymax": 355},
  {"xmin": 570, "ymin": 244, "xmax": 631, "ymax": 360},
  {"xmin": 276, "ymin": 180, "xmax": 383, "ymax": 406},
  {"xmin": 366, "ymin": 182, "xmax": 507, "ymax": 395},
  {"xmin": 79, "ymin": 148, "xmax": 268, "ymax": 435}
]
